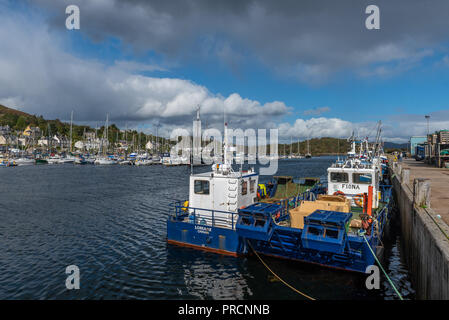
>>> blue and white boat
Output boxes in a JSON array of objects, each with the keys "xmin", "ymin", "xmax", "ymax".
[
  {"xmin": 166, "ymin": 123, "xmax": 324, "ymax": 256},
  {"xmin": 237, "ymin": 155, "xmax": 392, "ymax": 273},
  {"xmin": 167, "ymin": 123, "xmax": 260, "ymax": 255},
  {"xmin": 167, "ymin": 126, "xmax": 392, "ymax": 273}
]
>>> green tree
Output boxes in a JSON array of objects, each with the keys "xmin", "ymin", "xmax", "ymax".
[{"xmin": 15, "ymin": 116, "xmax": 27, "ymax": 131}]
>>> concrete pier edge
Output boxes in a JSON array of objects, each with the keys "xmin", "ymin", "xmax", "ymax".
[{"xmin": 391, "ymin": 164, "xmax": 449, "ymax": 299}]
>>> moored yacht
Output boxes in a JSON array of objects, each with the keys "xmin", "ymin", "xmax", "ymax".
[
  {"xmin": 94, "ymin": 157, "xmax": 117, "ymax": 165},
  {"xmin": 47, "ymin": 155, "xmax": 61, "ymax": 164},
  {"xmin": 15, "ymin": 157, "xmax": 35, "ymax": 166}
]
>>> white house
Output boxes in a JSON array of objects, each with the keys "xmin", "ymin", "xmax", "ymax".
[
  {"xmin": 145, "ymin": 141, "xmax": 154, "ymax": 150},
  {"xmin": 74, "ymin": 140, "xmax": 85, "ymax": 149},
  {"xmin": 0, "ymin": 134, "xmax": 17, "ymax": 146}
]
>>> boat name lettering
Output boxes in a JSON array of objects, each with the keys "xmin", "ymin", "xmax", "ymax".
[
  {"xmin": 341, "ymin": 184, "xmax": 361, "ymax": 190},
  {"xmin": 195, "ymin": 225, "xmax": 211, "ymax": 234}
]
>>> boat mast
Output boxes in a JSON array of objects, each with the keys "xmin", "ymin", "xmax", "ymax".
[
  {"xmin": 104, "ymin": 114, "xmax": 109, "ymax": 156},
  {"xmin": 95, "ymin": 123, "xmax": 98, "ymax": 154},
  {"xmin": 307, "ymin": 136, "xmax": 310, "ymax": 155},
  {"xmin": 224, "ymin": 122, "xmax": 230, "ymax": 165},
  {"xmin": 290, "ymin": 136, "xmax": 292, "ymax": 157},
  {"xmin": 155, "ymin": 123, "xmax": 160, "ymax": 155},
  {"xmin": 47, "ymin": 123, "xmax": 50, "ymax": 154},
  {"xmin": 69, "ymin": 110, "xmax": 73, "ymax": 153}
]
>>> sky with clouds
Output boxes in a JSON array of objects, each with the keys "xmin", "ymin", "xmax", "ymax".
[{"xmin": 1, "ymin": 0, "xmax": 449, "ymax": 142}]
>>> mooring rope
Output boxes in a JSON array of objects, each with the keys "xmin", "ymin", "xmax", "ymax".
[
  {"xmin": 362, "ymin": 235, "xmax": 404, "ymax": 300},
  {"xmin": 246, "ymin": 240, "xmax": 316, "ymax": 300}
]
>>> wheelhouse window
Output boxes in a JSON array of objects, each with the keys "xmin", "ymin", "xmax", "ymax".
[
  {"xmin": 250, "ymin": 179, "xmax": 255, "ymax": 193},
  {"xmin": 353, "ymin": 173, "xmax": 372, "ymax": 184},
  {"xmin": 194, "ymin": 180, "xmax": 210, "ymax": 194},
  {"xmin": 241, "ymin": 180, "xmax": 248, "ymax": 195},
  {"xmin": 330, "ymin": 172, "xmax": 348, "ymax": 183}
]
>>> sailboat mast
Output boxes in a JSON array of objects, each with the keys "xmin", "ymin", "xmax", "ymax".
[
  {"xmin": 104, "ymin": 114, "xmax": 109, "ymax": 156},
  {"xmin": 290, "ymin": 136, "xmax": 292, "ymax": 156},
  {"xmin": 47, "ymin": 123, "xmax": 50, "ymax": 154},
  {"xmin": 70, "ymin": 110, "xmax": 73, "ymax": 153}
]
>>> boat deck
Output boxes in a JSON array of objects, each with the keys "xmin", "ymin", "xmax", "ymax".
[{"xmin": 278, "ymin": 204, "xmax": 386, "ymax": 235}]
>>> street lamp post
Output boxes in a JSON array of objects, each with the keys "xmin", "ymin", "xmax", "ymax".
[
  {"xmin": 425, "ymin": 115, "xmax": 430, "ymax": 160},
  {"xmin": 425, "ymin": 115, "xmax": 430, "ymax": 136}
]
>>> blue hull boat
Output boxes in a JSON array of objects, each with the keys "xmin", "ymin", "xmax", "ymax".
[
  {"xmin": 236, "ymin": 185, "xmax": 392, "ymax": 273},
  {"xmin": 166, "ymin": 121, "xmax": 393, "ymax": 273}
]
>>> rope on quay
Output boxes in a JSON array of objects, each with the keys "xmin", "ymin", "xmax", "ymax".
[
  {"xmin": 247, "ymin": 240, "xmax": 316, "ymax": 300},
  {"xmin": 362, "ymin": 235, "xmax": 404, "ymax": 300}
]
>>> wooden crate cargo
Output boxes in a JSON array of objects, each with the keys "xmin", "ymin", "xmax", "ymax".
[{"xmin": 289, "ymin": 196, "xmax": 351, "ymax": 229}]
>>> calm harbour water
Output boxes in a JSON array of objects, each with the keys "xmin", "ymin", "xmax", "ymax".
[{"xmin": 0, "ymin": 156, "xmax": 415, "ymax": 299}]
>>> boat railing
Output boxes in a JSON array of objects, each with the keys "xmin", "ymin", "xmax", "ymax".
[{"xmin": 169, "ymin": 200, "xmax": 238, "ymax": 230}]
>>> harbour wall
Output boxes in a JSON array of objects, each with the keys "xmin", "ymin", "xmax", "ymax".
[{"xmin": 391, "ymin": 163, "xmax": 449, "ymax": 299}]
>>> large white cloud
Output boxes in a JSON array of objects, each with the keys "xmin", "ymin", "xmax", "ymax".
[{"xmin": 0, "ymin": 4, "xmax": 290, "ymax": 132}]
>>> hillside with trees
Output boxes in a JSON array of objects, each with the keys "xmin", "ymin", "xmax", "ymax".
[
  {"xmin": 1, "ymin": 104, "xmax": 404, "ymax": 155},
  {"xmin": 279, "ymin": 137, "xmax": 350, "ymax": 156},
  {"xmin": 0, "ymin": 104, "xmax": 162, "ymax": 150}
]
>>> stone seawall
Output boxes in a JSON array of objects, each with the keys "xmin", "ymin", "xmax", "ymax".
[{"xmin": 391, "ymin": 162, "xmax": 449, "ymax": 299}]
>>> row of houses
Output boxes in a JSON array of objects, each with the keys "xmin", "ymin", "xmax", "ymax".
[
  {"xmin": 0, "ymin": 134, "xmax": 71, "ymax": 149},
  {"xmin": 0, "ymin": 124, "xmax": 162, "ymax": 152}
]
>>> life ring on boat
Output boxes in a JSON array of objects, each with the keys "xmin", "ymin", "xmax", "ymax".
[
  {"xmin": 333, "ymin": 190, "xmax": 345, "ymax": 196},
  {"xmin": 353, "ymin": 194, "xmax": 364, "ymax": 207},
  {"xmin": 182, "ymin": 200, "xmax": 189, "ymax": 212}
]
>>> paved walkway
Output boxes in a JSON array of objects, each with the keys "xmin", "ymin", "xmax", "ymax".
[{"xmin": 400, "ymin": 158, "xmax": 449, "ymax": 226}]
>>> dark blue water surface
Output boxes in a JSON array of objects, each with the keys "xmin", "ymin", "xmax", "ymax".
[{"xmin": 0, "ymin": 156, "xmax": 415, "ymax": 299}]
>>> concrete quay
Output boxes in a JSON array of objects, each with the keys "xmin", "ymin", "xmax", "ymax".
[{"xmin": 391, "ymin": 158, "xmax": 449, "ymax": 299}]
